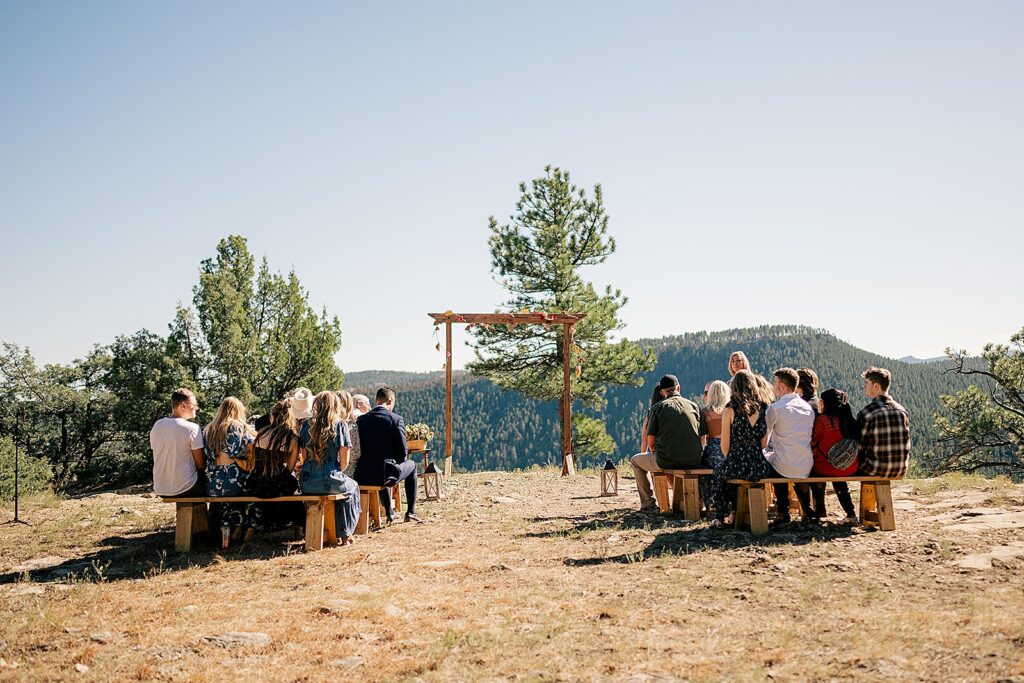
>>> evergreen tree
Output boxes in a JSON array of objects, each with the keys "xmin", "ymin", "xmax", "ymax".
[
  {"xmin": 468, "ymin": 166, "xmax": 655, "ymax": 460},
  {"xmin": 168, "ymin": 235, "xmax": 344, "ymax": 412},
  {"xmin": 932, "ymin": 326, "xmax": 1024, "ymax": 477}
]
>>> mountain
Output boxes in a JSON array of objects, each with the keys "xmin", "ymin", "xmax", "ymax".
[
  {"xmin": 343, "ymin": 325, "xmax": 980, "ymax": 474},
  {"xmin": 899, "ymin": 356, "xmax": 947, "ymax": 364}
]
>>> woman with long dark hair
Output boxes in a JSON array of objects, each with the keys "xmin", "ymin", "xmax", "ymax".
[
  {"xmin": 242, "ymin": 398, "xmax": 304, "ymax": 538},
  {"xmin": 709, "ymin": 370, "xmax": 771, "ymax": 527},
  {"xmin": 809, "ymin": 388, "xmax": 860, "ymax": 522},
  {"xmin": 298, "ymin": 391, "xmax": 361, "ymax": 543}
]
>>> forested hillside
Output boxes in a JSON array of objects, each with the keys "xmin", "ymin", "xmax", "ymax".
[{"xmin": 348, "ymin": 325, "xmax": 978, "ymax": 474}]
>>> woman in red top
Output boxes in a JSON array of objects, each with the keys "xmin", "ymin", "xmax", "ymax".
[{"xmin": 809, "ymin": 388, "xmax": 859, "ymax": 522}]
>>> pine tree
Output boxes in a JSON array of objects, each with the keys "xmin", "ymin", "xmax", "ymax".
[{"xmin": 468, "ymin": 166, "xmax": 654, "ymax": 461}]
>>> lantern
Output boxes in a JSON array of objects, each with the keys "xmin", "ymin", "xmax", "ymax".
[
  {"xmin": 600, "ymin": 459, "xmax": 618, "ymax": 496},
  {"xmin": 422, "ymin": 462, "xmax": 444, "ymax": 501}
]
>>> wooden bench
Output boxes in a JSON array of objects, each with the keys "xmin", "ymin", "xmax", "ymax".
[
  {"xmin": 356, "ymin": 484, "xmax": 401, "ymax": 534},
  {"xmin": 651, "ymin": 469, "xmax": 714, "ymax": 519},
  {"xmin": 726, "ymin": 477, "xmax": 899, "ymax": 536},
  {"xmin": 161, "ymin": 494, "xmax": 349, "ymax": 552}
]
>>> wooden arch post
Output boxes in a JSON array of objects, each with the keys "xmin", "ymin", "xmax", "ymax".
[{"xmin": 429, "ymin": 312, "xmax": 585, "ymax": 477}]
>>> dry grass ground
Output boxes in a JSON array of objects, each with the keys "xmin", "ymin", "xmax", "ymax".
[{"xmin": 1, "ymin": 468, "xmax": 1023, "ymax": 682}]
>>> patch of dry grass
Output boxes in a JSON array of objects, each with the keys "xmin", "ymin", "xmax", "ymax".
[{"xmin": 1, "ymin": 472, "xmax": 1023, "ymax": 681}]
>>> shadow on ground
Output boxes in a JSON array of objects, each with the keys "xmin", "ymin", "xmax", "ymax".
[
  {"xmin": 0, "ymin": 529, "xmax": 304, "ymax": 585},
  {"xmin": 525, "ymin": 508, "xmax": 864, "ymax": 565}
]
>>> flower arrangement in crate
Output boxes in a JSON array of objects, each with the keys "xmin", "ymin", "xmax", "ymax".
[{"xmin": 406, "ymin": 423, "xmax": 434, "ymax": 451}]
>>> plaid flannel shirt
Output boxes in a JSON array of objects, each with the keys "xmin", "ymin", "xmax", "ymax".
[{"xmin": 857, "ymin": 395, "xmax": 910, "ymax": 478}]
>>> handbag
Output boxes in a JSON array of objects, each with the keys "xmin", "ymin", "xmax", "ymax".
[{"xmin": 826, "ymin": 438, "xmax": 858, "ymax": 471}]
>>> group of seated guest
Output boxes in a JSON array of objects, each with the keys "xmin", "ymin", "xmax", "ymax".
[
  {"xmin": 150, "ymin": 384, "xmax": 422, "ymax": 549},
  {"xmin": 630, "ymin": 354, "xmax": 911, "ymax": 528}
]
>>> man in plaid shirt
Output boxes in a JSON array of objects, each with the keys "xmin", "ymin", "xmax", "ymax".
[{"xmin": 857, "ymin": 367, "xmax": 911, "ymax": 478}]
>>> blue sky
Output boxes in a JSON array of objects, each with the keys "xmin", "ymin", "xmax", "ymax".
[{"xmin": 1, "ymin": 2, "xmax": 1020, "ymax": 373}]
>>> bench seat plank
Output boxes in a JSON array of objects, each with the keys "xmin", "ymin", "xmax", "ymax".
[
  {"xmin": 726, "ymin": 476, "xmax": 898, "ymax": 484},
  {"xmin": 161, "ymin": 494, "xmax": 348, "ymax": 503}
]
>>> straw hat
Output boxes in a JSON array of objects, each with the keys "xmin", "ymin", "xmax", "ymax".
[{"xmin": 289, "ymin": 387, "xmax": 314, "ymax": 420}]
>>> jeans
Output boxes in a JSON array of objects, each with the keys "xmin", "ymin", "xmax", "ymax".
[
  {"xmin": 809, "ymin": 482, "xmax": 856, "ymax": 518},
  {"xmin": 629, "ymin": 452, "xmax": 662, "ymax": 508}
]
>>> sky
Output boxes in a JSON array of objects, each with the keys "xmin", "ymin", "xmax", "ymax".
[{"xmin": 1, "ymin": 1, "xmax": 1020, "ymax": 374}]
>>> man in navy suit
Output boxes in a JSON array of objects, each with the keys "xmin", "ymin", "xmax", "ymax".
[{"xmin": 354, "ymin": 386, "xmax": 422, "ymax": 523}]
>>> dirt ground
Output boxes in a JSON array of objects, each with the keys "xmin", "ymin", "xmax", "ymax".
[{"xmin": 1, "ymin": 469, "xmax": 1023, "ymax": 682}]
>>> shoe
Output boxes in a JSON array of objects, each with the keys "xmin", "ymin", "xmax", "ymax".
[
  {"xmin": 383, "ymin": 476, "xmax": 399, "ymax": 487},
  {"xmin": 404, "ymin": 513, "xmax": 424, "ymax": 524},
  {"xmin": 840, "ymin": 515, "xmax": 858, "ymax": 525}
]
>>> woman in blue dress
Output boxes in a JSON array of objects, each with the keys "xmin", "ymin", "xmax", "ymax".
[
  {"xmin": 204, "ymin": 396, "xmax": 257, "ymax": 547},
  {"xmin": 299, "ymin": 391, "xmax": 362, "ymax": 544},
  {"xmin": 710, "ymin": 370, "xmax": 771, "ymax": 528}
]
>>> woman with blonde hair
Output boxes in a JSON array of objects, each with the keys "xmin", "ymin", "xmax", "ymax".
[
  {"xmin": 299, "ymin": 391, "xmax": 361, "ymax": 543},
  {"xmin": 204, "ymin": 396, "xmax": 257, "ymax": 547},
  {"xmin": 728, "ymin": 351, "xmax": 751, "ymax": 377},
  {"xmin": 698, "ymin": 380, "xmax": 731, "ymax": 514},
  {"xmin": 708, "ymin": 370, "xmax": 772, "ymax": 527},
  {"xmin": 242, "ymin": 398, "xmax": 303, "ymax": 538},
  {"xmin": 336, "ymin": 390, "xmax": 363, "ymax": 478}
]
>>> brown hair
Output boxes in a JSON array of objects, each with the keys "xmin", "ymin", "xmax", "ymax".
[
  {"xmin": 307, "ymin": 391, "xmax": 343, "ymax": 465},
  {"xmin": 796, "ymin": 368, "xmax": 819, "ymax": 401},
  {"xmin": 754, "ymin": 374, "xmax": 776, "ymax": 404},
  {"xmin": 862, "ymin": 367, "xmax": 892, "ymax": 392},
  {"xmin": 774, "ymin": 367, "xmax": 800, "ymax": 392},
  {"xmin": 171, "ymin": 387, "xmax": 196, "ymax": 408},
  {"xmin": 729, "ymin": 370, "xmax": 763, "ymax": 417},
  {"xmin": 375, "ymin": 386, "xmax": 396, "ymax": 405}
]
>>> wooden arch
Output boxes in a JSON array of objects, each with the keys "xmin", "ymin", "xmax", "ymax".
[{"xmin": 428, "ymin": 312, "xmax": 586, "ymax": 477}]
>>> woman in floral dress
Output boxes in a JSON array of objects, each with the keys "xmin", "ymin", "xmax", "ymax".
[
  {"xmin": 204, "ymin": 396, "xmax": 257, "ymax": 547},
  {"xmin": 710, "ymin": 370, "xmax": 771, "ymax": 527}
]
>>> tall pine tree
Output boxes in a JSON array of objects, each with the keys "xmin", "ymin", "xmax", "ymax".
[{"xmin": 468, "ymin": 166, "xmax": 654, "ymax": 461}]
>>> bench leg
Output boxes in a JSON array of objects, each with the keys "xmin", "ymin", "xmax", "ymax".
[
  {"xmin": 653, "ymin": 473, "xmax": 671, "ymax": 513},
  {"xmin": 192, "ymin": 503, "xmax": 209, "ymax": 536},
  {"xmin": 673, "ymin": 476, "xmax": 700, "ymax": 520},
  {"xmin": 860, "ymin": 482, "xmax": 878, "ymax": 527},
  {"xmin": 356, "ymin": 490, "xmax": 369, "ymax": 535},
  {"xmin": 874, "ymin": 481, "xmax": 896, "ymax": 531},
  {"xmin": 305, "ymin": 501, "xmax": 324, "ymax": 551},
  {"xmin": 734, "ymin": 484, "xmax": 749, "ymax": 530},
  {"xmin": 175, "ymin": 503, "xmax": 194, "ymax": 552},
  {"xmin": 369, "ymin": 490, "xmax": 382, "ymax": 530},
  {"xmin": 392, "ymin": 483, "xmax": 401, "ymax": 515},
  {"xmin": 323, "ymin": 499, "xmax": 338, "ymax": 545},
  {"xmin": 748, "ymin": 484, "xmax": 769, "ymax": 536}
]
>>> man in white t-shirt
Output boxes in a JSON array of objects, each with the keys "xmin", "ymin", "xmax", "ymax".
[
  {"xmin": 150, "ymin": 388, "xmax": 206, "ymax": 497},
  {"xmin": 763, "ymin": 368, "xmax": 814, "ymax": 523}
]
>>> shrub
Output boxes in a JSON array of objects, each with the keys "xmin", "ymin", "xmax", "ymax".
[{"xmin": 0, "ymin": 437, "xmax": 52, "ymax": 501}]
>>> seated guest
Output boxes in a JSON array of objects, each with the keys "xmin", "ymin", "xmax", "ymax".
[
  {"xmin": 351, "ymin": 394, "xmax": 372, "ymax": 418},
  {"xmin": 355, "ymin": 386, "xmax": 421, "ymax": 523},
  {"xmin": 150, "ymin": 388, "xmax": 205, "ymax": 498},
  {"xmin": 336, "ymin": 390, "xmax": 362, "ymax": 477},
  {"xmin": 754, "ymin": 373, "xmax": 777, "ymax": 405},
  {"xmin": 797, "ymin": 367, "xmax": 821, "ymax": 414},
  {"xmin": 630, "ymin": 375, "xmax": 707, "ymax": 510},
  {"xmin": 204, "ymin": 397, "xmax": 257, "ymax": 547},
  {"xmin": 298, "ymin": 391, "xmax": 362, "ymax": 543},
  {"xmin": 857, "ymin": 367, "xmax": 911, "ymax": 478},
  {"xmin": 699, "ymin": 380, "xmax": 730, "ymax": 515},
  {"xmin": 809, "ymin": 388, "xmax": 859, "ymax": 523},
  {"xmin": 710, "ymin": 370, "xmax": 771, "ymax": 527},
  {"xmin": 763, "ymin": 368, "xmax": 814, "ymax": 523},
  {"xmin": 728, "ymin": 351, "xmax": 752, "ymax": 377},
  {"xmin": 629, "ymin": 381, "xmax": 672, "ymax": 509},
  {"xmin": 243, "ymin": 398, "xmax": 303, "ymax": 538}
]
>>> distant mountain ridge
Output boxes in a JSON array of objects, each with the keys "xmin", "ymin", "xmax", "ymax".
[{"xmin": 344, "ymin": 325, "xmax": 976, "ymax": 473}]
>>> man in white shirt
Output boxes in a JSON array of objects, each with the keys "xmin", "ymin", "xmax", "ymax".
[
  {"xmin": 763, "ymin": 368, "xmax": 814, "ymax": 523},
  {"xmin": 150, "ymin": 388, "xmax": 206, "ymax": 497}
]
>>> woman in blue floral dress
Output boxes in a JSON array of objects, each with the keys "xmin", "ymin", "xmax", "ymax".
[
  {"xmin": 204, "ymin": 396, "xmax": 257, "ymax": 547},
  {"xmin": 710, "ymin": 370, "xmax": 771, "ymax": 527},
  {"xmin": 299, "ymin": 391, "xmax": 361, "ymax": 544}
]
